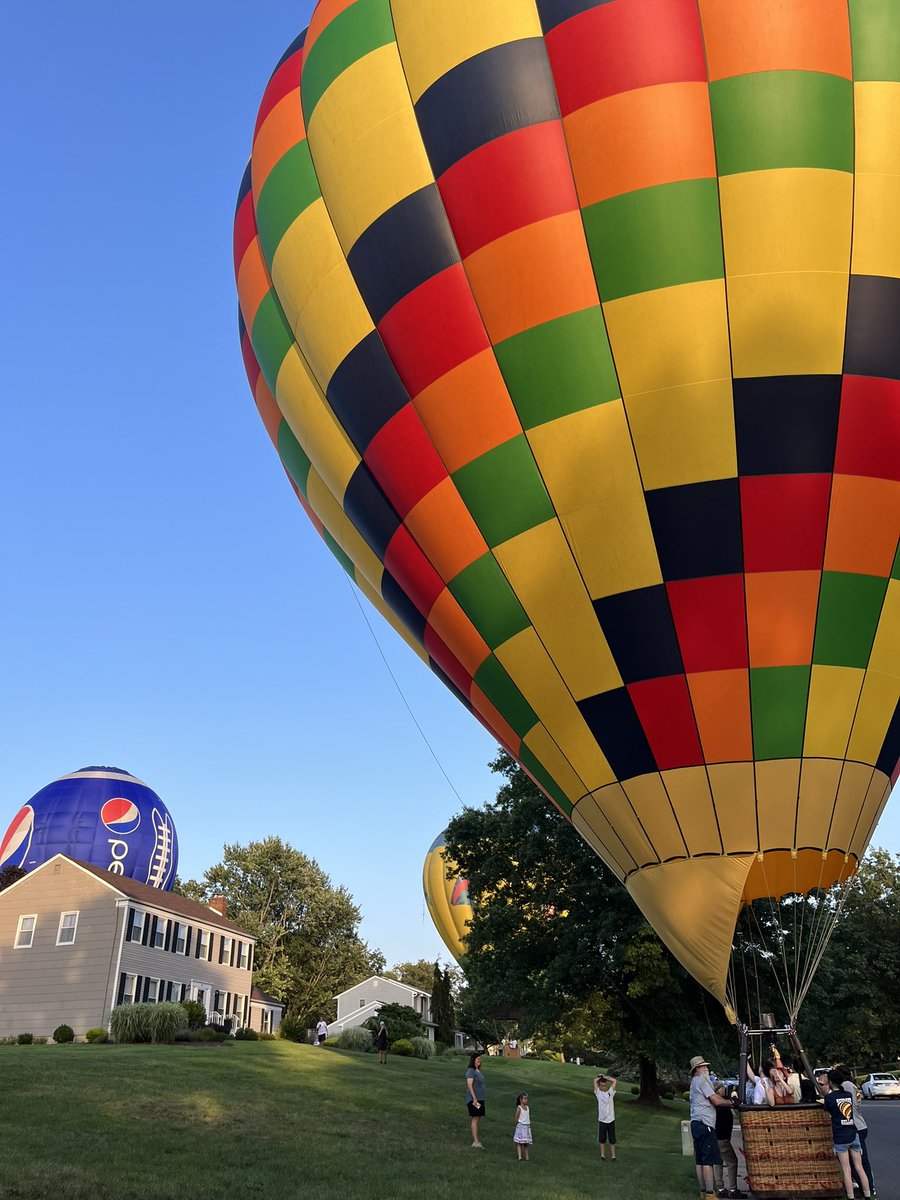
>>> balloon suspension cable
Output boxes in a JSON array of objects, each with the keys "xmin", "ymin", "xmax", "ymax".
[{"xmin": 344, "ymin": 575, "xmax": 465, "ymax": 807}]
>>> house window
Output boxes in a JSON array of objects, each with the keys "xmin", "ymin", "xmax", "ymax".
[
  {"xmin": 197, "ymin": 928, "xmax": 210, "ymax": 960},
  {"xmin": 238, "ymin": 941, "xmax": 249, "ymax": 970},
  {"xmin": 153, "ymin": 919, "xmax": 166, "ymax": 949},
  {"xmin": 56, "ymin": 912, "xmax": 79, "ymax": 945},
  {"xmin": 15, "ymin": 915, "xmax": 36, "ymax": 948},
  {"xmin": 174, "ymin": 922, "xmax": 187, "ymax": 954},
  {"xmin": 146, "ymin": 978, "xmax": 160, "ymax": 1003},
  {"xmin": 359, "ymin": 998, "xmax": 366, "ymax": 1008},
  {"xmin": 129, "ymin": 909, "xmax": 146, "ymax": 943},
  {"xmin": 261, "ymin": 1008, "xmax": 271, "ymax": 1034},
  {"xmin": 122, "ymin": 974, "xmax": 138, "ymax": 1004},
  {"xmin": 220, "ymin": 936, "xmax": 233, "ymax": 964}
]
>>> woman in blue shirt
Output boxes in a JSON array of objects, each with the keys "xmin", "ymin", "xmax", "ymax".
[{"xmin": 466, "ymin": 1053, "xmax": 486, "ymax": 1147}]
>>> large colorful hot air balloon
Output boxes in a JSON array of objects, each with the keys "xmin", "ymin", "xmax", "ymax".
[
  {"xmin": 235, "ymin": 0, "xmax": 900, "ymax": 1021},
  {"xmin": 423, "ymin": 831, "xmax": 473, "ymax": 962}
]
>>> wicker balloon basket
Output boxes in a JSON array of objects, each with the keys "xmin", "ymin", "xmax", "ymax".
[{"xmin": 739, "ymin": 1106, "xmax": 844, "ymax": 1198}]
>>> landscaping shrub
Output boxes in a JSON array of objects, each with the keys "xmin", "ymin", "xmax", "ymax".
[
  {"xmin": 336, "ymin": 1026, "xmax": 372, "ymax": 1051},
  {"xmin": 391, "ymin": 1038, "xmax": 413, "ymax": 1057},
  {"xmin": 17, "ymin": 1033, "xmax": 34, "ymax": 1045},
  {"xmin": 52, "ymin": 1024, "xmax": 75, "ymax": 1044},
  {"xmin": 110, "ymin": 1003, "xmax": 154, "ymax": 1044},
  {"xmin": 195, "ymin": 1026, "xmax": 229, "ymax": 1042},
  {"xmin": 410, "ymin": 1036, "xmax": 434, "ymax": 1060},
  {"xmin": 662, "ymin": 1089, "xmax": 675, "ymax": 1099},
  {"xmin": 442, "ymin": 1046, "xmax": 471, "ymax": 1058},
  {"xmin": 0, "ymin": 1036, "xmax": 19, "ymax": 1046},
  {"xmin": 323, "ymin": 1036, "xmax": 339, "ymax": 1045},
  {"xmin": 148, "ymin": 1001, "xmax": 189, "ymax": 1044},
  {"xmin": 541, "ymin": 1049, "xmax": 562, "ymax": 1062},
  {"xmin": 682, "ymin": 1091, "xmax": 691, "ymax": 1101},
  {"xmin": 630, "ymin": 1086, "xmax": 639, "ymax": 1095},
  {"xmin": 85, "ymin": 1028, "xmax": 108, "ymax": 1044},
  {"xmin": 234, "ymin": 1027, "xmax": 259, "ymax": 1041},
  {"xmin": 33, "ymin": 1037, "xmax": 48, "ymax": 1045},
  {"xmin": 259, "ymin": 1031, "xmax": 276, "ymax": 1041},
  {"xmin": 180, "ymin": 1000, "xmax": 207, "ymax": 1030},
  {"xmin": 278, "ymin": 1016, "xmax": 306, "ymax": 1043},
  {"xmin": 432, "ymin": 1040, "xmax": 447, "ymax": 1057},
  {"xmin": 363, "ymin": 1003, "xmax": 425, "ymax": 1044}
]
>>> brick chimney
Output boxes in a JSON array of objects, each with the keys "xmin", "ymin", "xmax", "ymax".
[{"xmin": 209, "ymin": 895, "xmax": 228, "ymax": 919}]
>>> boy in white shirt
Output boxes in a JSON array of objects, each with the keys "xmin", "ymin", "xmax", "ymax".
[{"xmin": 593, "ymin": 1074, "xmax": 617, "ymax": 1160}]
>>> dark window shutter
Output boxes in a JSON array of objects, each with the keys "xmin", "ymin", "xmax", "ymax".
[
  {"xmin": 229, "ymin": 939, "xmax": 236, "ymax": 967},
  {"xmin": 185, "ymin": 927, "xmax": 192, "ymax": 957},
  {"xmin": 134, "ymin": 975, "xmax": 143, "ymax": 1001},
  {"xmin": 171, "ymin": 923, "xmax": 179, "ymax": 953},
  {"xmin": 141, "ymin": 913, "xmax": 151, "ymax": 946},
  {"xmin": 195, "ymin": 930, "xmax": 202, "ymax": 959},
  {"xmin": 163, "ymin": 920, "xmax": 171, "ymax": 951},
  {"xmin": 142, "ymin": 977, "xmax": 151, "ymax": 1001},
  {"xmin": 117, "ymin": 973, "xmax": 127, "ymax": 1005},
  {"xmin": 208, "ymin": 933, "xmax": 214, "ymax": 962},
  {"xmin": 219, "ymin": 938, "xmax": 225, "ymax": 965},
  {"xmin": 125, "ymin": 908, "xmax": 135, "ymax": 941},
  {"xmin": 181, "ymin": 983, "xmax": 187, "ymax": 1002},
  {"xmin": 214, "ymin": 990, "xmax": 221, "ymax": 1013},
  {"xmin": 150, "ymin": 916, "xmax": 158, "ymax": 946}
]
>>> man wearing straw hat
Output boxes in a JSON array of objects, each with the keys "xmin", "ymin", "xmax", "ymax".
[{"xmin": 689, "ymin": 1055, "xmax": 737, "ymax": 1200}]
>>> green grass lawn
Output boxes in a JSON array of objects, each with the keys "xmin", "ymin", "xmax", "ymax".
[{"xmin": 0, "ymin": 1043, "xmax": 697, "ymax": 1199}]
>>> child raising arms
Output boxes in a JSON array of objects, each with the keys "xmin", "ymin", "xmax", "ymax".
[{"xmin": 513, "ymin": 1092, "xmax": 532, "ymax": 1161}]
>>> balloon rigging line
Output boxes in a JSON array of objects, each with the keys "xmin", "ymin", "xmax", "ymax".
[{"xmin": 344, "ymin": 575, "xmax": 466, "ymax": 808}]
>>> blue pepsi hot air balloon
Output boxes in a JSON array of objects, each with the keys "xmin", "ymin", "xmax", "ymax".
[{"xmin": 0, "ymin": 766, "xmax": 179, "ymax": 890}]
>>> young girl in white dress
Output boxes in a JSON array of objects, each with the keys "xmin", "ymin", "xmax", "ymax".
[{"xmin": 513, "ymin": 1092, "xmax": 532, "ymax": 1160}]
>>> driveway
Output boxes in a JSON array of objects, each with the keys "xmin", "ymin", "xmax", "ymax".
[{"xmin": 860, "ymin": 1098, "xmax": 900, "ymax": 1200}]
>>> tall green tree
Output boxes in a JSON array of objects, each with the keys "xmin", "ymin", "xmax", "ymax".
[
  {"xmin": 431, "ymin": 961, "xmax": 456, "ymax": 1044},
  {"xmin": 0, "ymin": 865, "xmax": 26, "ymax": 892},
  {"xmin": 446, "ymin": 753, "xmax": 733, "ymax": 1100},
  {"xmin": 179, "ymin": 837, "xmax": 384, "ymax": 1024},
  {"xmin": 384, "ymin": 959, "xmax": 437, "ymax": 993}
]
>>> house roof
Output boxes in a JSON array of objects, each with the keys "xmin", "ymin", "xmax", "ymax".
[
  {"xmin": 251, "ymin": 986, "xmax": 284, "ymax": 1008},
  {"xmin": 64, "ymin": 857, "xmax": 254, "ymax": 936},
  {"xmin": 333, "ymin": 975, "xmax": 430, "ymax": 1002}
]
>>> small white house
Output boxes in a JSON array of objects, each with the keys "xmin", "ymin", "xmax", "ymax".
[{"xmin": 330, "ymin": 976, "xmax": 436, "ymax": 1039}]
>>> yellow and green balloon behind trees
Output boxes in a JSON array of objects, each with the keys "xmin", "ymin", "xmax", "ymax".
[
  {"xmin": 235, "ymin": 0, "xmax": 900, "ymax": 1018},
  {"xmin": 423, "ymin": 832, "xmax": 473, "ymax": 963}
]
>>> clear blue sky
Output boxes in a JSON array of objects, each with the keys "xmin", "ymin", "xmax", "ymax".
[{"xmin": 3, "ymin": 3, "xmax": 898, "ymax": 970}]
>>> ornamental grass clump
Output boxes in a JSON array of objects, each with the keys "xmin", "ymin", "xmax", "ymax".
[
  {"xmin": 409, "ymin": 1037, "xmax": 434, "ymax": 1060},
  {"xmin": 109, "ymin": 1003, "xmax": 153, "ymax": 1044},
  {"xmin": 336, "ymin": 1026, "xmax": 372, "ymax": 1052},
  {"xmin": 148, "ymin": 1001, "xmax": 189, "ymax": 1044}
]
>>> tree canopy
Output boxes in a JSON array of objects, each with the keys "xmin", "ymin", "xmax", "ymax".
[
  {"xmin": 384, "ymin": 959, "xmax": 436, "ymax": 993},
  {"xmin": 176, "ymin": 836, "xmax": 384, "ymax": 1024}
]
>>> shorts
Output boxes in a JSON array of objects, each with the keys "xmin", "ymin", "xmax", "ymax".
[
  {"xmin": 467, "ymin": 1100, "xmax": 485, "ymax": 1118},
  {"xmin": 834, "ymin": 1136, "xmax": 862, "ymax": 1155},
  {"xmin": 691, "ymin": 1121, "xmax": 722, "ymax": 1167},
  {"xmin": 317, "ymin": 1034, "xmax": 327, "ymax": 1043},
  {"xmin": 598, "ymin": 1120, "xmax": 616, "ymax": 1144}
]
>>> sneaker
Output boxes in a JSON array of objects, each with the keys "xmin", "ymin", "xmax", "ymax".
[
  {"xmin": 717, "ymin": 1190, "xmax": 728, "ymax": 1198},
  {"xmin": 730, "ymin": 1192, "xmax": 748, "ymax": 1199}
]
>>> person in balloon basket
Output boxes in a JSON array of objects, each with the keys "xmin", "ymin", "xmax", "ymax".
[
  {"xmin": 593, "ymin": 1073, "xmax": 617, "ymax": 1161},
  {"xmin": 712, "ymin": 1082, "xmax": 747, "ymax": 1199},
  {"xmin": 689, "ymin": 1055, "xmax": 740, "ymax": 1200},
  {"xmin": 823, "ymin": 1071, "xmax": 872, "ymax": 1200}
]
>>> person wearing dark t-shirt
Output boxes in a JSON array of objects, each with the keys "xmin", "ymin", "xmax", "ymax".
[
  {"xmin": 823, "ymin": 1072, "xmax": 871, "ymax": 1200},
  {"xmin": 712, "ymin": 1084, "xmax": 746, "ymax": 1199}
]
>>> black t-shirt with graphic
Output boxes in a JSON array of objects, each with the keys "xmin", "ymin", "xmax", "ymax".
[{"xmin": 824, "ymin": 1090, "xmax": 856, "ymax": 1144}]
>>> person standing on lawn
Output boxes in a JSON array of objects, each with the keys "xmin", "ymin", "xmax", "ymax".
[
  {"xmin": 712, "ymin": 1082, "xmax": 746, "ymax": 1199},
  {"xmin": 466, "ymin": 1053, "xmax": 486, "ymax": 1147},
  {"xmin": 831, "ymin": 1064, "xmax": 875, "ymax": 1198},
  {"xmin": 823, "ymin": 1071, "xmax": 871, "ymax": 1200},
  {"xmin": 315, "ymin": 1018, "xmax": 328, "ymax": 1045},
  {"xmin": 689, "ymin": 1055, "xmax": 738, "ymax": 1200},
  {"xmin": 593, "ymin": 1073, "xmax": 617, "ymax": 1161},
  {"xmin": 375, "ymin": 1020, "xmax": 389, "ymax": 1064},
  {"xmin": 513, "ymin": 1092, "xmax": 532, "ymax": 1161}
]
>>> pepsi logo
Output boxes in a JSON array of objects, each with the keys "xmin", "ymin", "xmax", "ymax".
[
  {"xmin": 0, "ymin": 805, "xmax": 35, "ymax": 868},
  {"xmin": 100, "ymin": 798, "xmax": 141, "ymax": 835}
]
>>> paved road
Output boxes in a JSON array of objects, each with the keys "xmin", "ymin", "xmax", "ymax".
[{"xmin": 860, "ymin": 1099, "xmax": 900, "ymax": 1200}]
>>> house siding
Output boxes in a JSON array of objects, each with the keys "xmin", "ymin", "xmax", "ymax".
[
  {"xmin": 334, "ymin": 977, "xmax": 433, "ymax": 1030},
  {"xmin": 0, "ymin": 860, "xmax": 121, "ymax": 1038}
]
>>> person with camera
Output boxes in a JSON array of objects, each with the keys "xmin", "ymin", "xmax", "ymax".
[
  {"xmin": 689, "ymin": 1055, "xmax": 739, "ymax": 1200},
  {"xmin": 593, "ymin": 1073, "xmax": 618, "ymax": 1161}
]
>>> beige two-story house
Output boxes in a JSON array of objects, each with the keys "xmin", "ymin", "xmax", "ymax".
[{"xmin": 0, "ymin": 854, "xmax": 260, "ymax": 1038}]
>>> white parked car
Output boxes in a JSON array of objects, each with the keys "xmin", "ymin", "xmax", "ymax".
[{"xmin": 860, "ymin": 1073, "xmax": 900, "ymax": 1099}]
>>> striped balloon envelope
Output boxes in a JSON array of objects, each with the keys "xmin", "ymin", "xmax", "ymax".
[
  {"xmin": 423, "ymin": 831, "xmax": 473, "ymax": 963},
  {"xmin": 234, "ymin": 0, "xmax": 900, "ymax": 1020}
]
